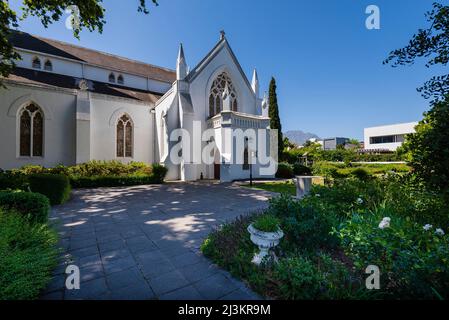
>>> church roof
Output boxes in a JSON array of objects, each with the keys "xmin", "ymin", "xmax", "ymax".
[
  {"xmin": 8, "ymin": 30, "xmax": 176, "ymax": 83},
  {"xmin": 4, "ymin": 67, "xmax": 163, "ymax": 104}
]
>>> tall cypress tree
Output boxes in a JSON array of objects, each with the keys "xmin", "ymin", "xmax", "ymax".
[{"xmin": 268, "ymin": 77, "xmax": 283, "ymax": 158}]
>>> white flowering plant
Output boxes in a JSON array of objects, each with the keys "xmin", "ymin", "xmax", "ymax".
[{"xmin": 337, "ymin": 205, "xmax": 449, "ymax": 299}]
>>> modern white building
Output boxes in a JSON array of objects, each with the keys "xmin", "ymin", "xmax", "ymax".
[
  {"xmin": 364, "ymin": 122, "xmax": 418, "ymax": 151},
  {"xmin": 0, "ymin": 30, "xmax": 276, "ymax": 182}
]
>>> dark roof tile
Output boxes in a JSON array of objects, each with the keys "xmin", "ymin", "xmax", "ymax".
[
  {"xmin": 8, "ymin": 30, "xmax": 176, "ymax": 83},
  {"xmin": 4, "ymin": 67, "xmax": 163, "ymax": 104}
]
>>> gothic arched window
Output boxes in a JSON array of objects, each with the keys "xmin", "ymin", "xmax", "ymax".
[
  {"xmin": 32, "ymin": 57, "xmax": 41, "ymax": 69},
  {"xmin": 117, "ymin": 114, "xmax": 133, "ymax": 157},
  {"xmin": 117, "ymin": 75, "xmax": 124, "ymax": 85},
  {"xmin": 19, "ymin": 104, "xmax": 44, "ymax": 157},
  {"xmin": 208, "ymin": 72, "xmax": 238, "ymax": 117},
  {"xmin": 44, "ymin": 60, "xmax": 53, "ymax": 71},
  {"xmin": 109, "ymin": 73, "xmax": 116, "ymax": 83}
]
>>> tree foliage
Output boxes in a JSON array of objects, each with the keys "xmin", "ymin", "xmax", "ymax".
[
  {"xmin": 268, "ymin": 77, "xmax": 283, "ymax": 159},
  {"xmin": 384, "ymin": 2, "xmax": 449, "ymax": 103},
  {"xmin": 401, "ymin": 98, "xmax": 449, "ymax": 191},
  {"xmin": 0, "ymin": 0, "xmax": 158, "ymax": 86}
]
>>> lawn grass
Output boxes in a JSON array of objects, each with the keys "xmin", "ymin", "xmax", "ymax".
[{"xmin": 244, "ymin": 180, "xmax": 296, "ymax": 196}]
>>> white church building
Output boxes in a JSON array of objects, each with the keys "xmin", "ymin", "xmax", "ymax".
[{"xmin": 0, "ymin": 30, "xmax": 276, "ymax": 182}]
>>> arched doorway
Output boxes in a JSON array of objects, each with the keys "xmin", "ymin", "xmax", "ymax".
[{"xmin": 214, "ymin": 150, "xmax": 220, "ymax": 180}]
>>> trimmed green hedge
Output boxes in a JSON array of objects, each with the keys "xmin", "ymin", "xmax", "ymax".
[
  {"xmin": 0, "ymin": 191, "xmax": 50, "ymax": 224},
  {"xmin": 70, "ymin": 174, "xmax": 163, "ymax": 188},
  {"xmin": 312, "ymin": 161, "xmax": 410, "ymax": 178},
  {"xmin": 0, "ymin": 171, "xmax": 27, "ymax": 190},
  {"xmin": 29, "ymin": 174, "xmax": 71, "ymax": 205},
  {"xmin": 0, "ymin": 162, "xmax": 168, "ymax": 191}
]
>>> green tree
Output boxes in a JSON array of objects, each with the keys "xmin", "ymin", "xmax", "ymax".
[
  {"xmin": 401, "ymin": 99, "xmax": 449, "ymax": 191},
  {"xmin": 268, "ymin": 77, "xmax": 283, "ymax": 158},
  {"xmin": 384, "ymin": 2, "xmax": 449, "ymax": 103},
  {"xmin": 283, "ymin": 136, "xmax": 296, "ymax": 149},
  {"xmin": 384, "ymin": 2, "xmax": 449, "ymax": 192},
  {"xmin": 0, "ymin": 0, "xmax": 158, "ymax": 86}
]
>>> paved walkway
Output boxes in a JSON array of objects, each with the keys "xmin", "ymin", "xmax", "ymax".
[{"xmin": 41, "ymin": 182, "xmax": 273, "ymax": 300}]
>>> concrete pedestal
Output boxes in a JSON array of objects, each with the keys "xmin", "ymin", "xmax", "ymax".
[{"xmin": 295, "ymin": 176, "xmax": 323, "ymax": 199}]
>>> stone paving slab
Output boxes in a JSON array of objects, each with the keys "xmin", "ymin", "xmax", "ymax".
[{"xmin": 42, "ymin": 182, "xmax": 271, "ymax": 300}]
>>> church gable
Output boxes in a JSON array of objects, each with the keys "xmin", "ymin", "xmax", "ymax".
[
  {"xmin": 183, "ymin": 35, "xmax": 258, "ymax": 118},
  {"xmin": 186, "ymin": 36, "xmax": 254, "ymax": 99}
]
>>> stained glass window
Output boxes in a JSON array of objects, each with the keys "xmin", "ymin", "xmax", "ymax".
[
  {"xmin": 208, "ymin": 72, "xmax": 238, "ymax": 117},
  {"xmin": 33, "ymin": 112, "xmax": 43, "ymax": 156},
  {"xmin": 20, "ymin": 112, "xmax": 31, "ymax": 156},
  {"xmin": 125, "ymin": 122, "xmax": 133, "ymax": 157},
  {"xmin": 19, "ymin": 104, "xmax": 43, "ymax": 157},
  {"xmin": 209, "ymin": 95, "xmax": 214, "ymax": 117},
  {"xmin": 117, "ymin": 121, "xmax": 124, "ymax": 157},
  {"xmin": 117, "ymin": 114, "xmax": 133, "ymax": 157}
]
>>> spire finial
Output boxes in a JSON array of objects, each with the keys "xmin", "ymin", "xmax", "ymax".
[
  {"xmin": 176, "ymin": 43, "xmax": 187, "ymax": 80},
  {"xmin": 251, "ymin": 68, "xmax": 259, "ymax": 98},
  {"xmin": 177, "ymin": 43, "xmax": 185, "ymax": 62},
  {"xmin": 220, "ymin": 30, "xmax": 226, "ymax": 40}
]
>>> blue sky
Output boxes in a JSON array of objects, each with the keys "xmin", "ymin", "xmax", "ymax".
[{"xmin": 9, "ymin": 0, "xmax": 443, "ymax": 139}]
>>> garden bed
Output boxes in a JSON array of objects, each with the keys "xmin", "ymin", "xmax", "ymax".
[{"xmin": 203, "ymin": 175, "xmax": 449, "ymax": 299}]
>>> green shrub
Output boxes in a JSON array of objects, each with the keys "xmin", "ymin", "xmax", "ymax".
[
  {"xmin": 16, "ymin": 165, "xmax": 46, "ymax": 175},
  {"xmin": 350, "ymin": 168, "xmax": 371, "ymax": 181},
  {"xmin": 253, "ymin": 214, "xmax": 280, "ymax": 232},
  {"xmin": 66, "ymin": 160, "xmax": 156, "ymax": 177},
  {"xmin": 29, "ymin": 174, "xmax": 71, "ymax": 205},
  {"xmin": 2, "ymin": 162, "xmax": 168, "ymax": 190},
  {"xmin": 283, "ymin": 146, "xmax": 405, "ymax": 165},
  {"xmin": 275, "ymin": 162, "xmax": 294, "ymax": 178},
  {"xmin": 293, "ymin": 163, "xmax": 312, "ymax": 176},
  {"xmin": 274, "ymin": 256, "xmax": 322, "ymax": 299},
  {"xmin": 47, "ymin": 164, "xmax": 71, "ymax": 176},
  {"xmin": 201, "ymin": 215, "xmax": 258, "ymax": 279},
  {"xmin": 0, "ymin": 191, "xmax": 50, "ymax": 224},
  {"xmin": 268, "ymin": 193, "xmax": 302, "ymax": 218},
  {"xmin": 0, "ymin": 171, "xmax": 28, "ymax": 191},
  {"xmin": 337, "ymin": 205, "xmax": 449, "ymax": 299},
  {"xmin": 312, "ymin": 161, "xmax": 410, "ymax": 179},
  {"xmin": 268, "ymin": 194, "xmax": 339, "ymax": 252},
  {"xmin": 151, "ymin": 164, "xmax": 168, "ymax": 183},
  {"xmin": 70, "ymin": 174, "xmax": 161, "ymax": 188},
  {"xmin": 0, "ymin": 209, "xmax": 58, "ymax": 300}
]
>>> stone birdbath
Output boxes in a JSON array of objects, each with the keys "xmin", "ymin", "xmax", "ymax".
[
  {"xmin": 294, "ymin": 176, "xmax": 324, "ymax": 199},
  {"xmin": 247, "ymin": 221, "xmax": 284, "ymax": 266}
]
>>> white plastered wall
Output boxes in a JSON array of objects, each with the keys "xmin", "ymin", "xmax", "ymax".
[
  {"xmin": 0, "ymin": 84, "xmax": 77, "ymax": 169},
  {"xmin": 89, "ymin": 95, "xmax": 155, "ymax": 164}
]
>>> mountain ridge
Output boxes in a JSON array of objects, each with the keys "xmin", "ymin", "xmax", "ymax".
[{"xmin": 284, "ymin": 130, "xmax": 321, "ymax": 146}]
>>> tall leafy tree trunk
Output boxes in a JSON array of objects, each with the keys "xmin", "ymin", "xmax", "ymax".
[{"xmin": 268, "ymin": 77, "xmax": 283, "ymax": 159}]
